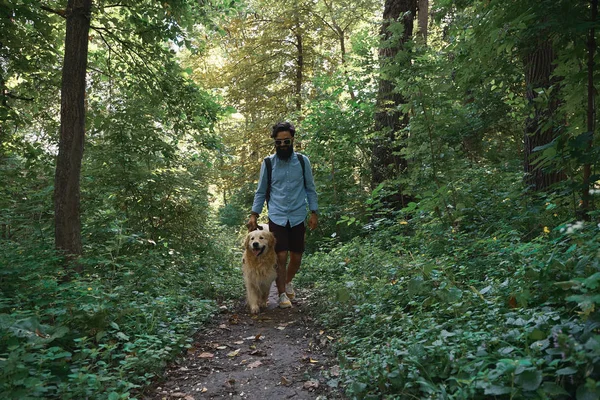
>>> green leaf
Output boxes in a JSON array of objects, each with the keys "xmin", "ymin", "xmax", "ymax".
[
  {"xmin": 529, "ymin": 328, "xmax": 546, "ymax": 340},
  {"xmin": 576, "ymin": 384, "xmax": 600, "ymax": 400},
  {"xmin": 484, "ymin": 385, "xmax": 512, "ymax": 395},
  {"xmin": 350, "ymin": 381, "xmax": 368, "ymax": 394},
  {"xmin": 336, "ymin": 287, "xmax": 350, "ymax": 303},
  {"xmin": 402, "ymin": 202, "xmax": 418, "ymax": 212},
  {"xmin": 541, "ymin": 382, "xmax": 570, "ymax": 396},
  {"xmin": 47, "ymin": 349, "xmax": 72, "ymax": 360},
  {"xmin": 96, "ymin": 330, "xmax": 107, "ymax": 342},
  {"xmin": 408, "ymin": 277, "xmax": 425, "ymax": 297},
  {"xmin": 515, "ymin": 369, "xmax": 542, "ymax": 391},
  {"xmin": 48, "ymin": 325, "xmax": 70, "ymax": 341},
  {"xmin": 582, "ymin": 273, "xmax": 600, "ymax": 289},
  {"xmin": 556, "ymin": 367, "xmax": 578, "ymax": 376}
]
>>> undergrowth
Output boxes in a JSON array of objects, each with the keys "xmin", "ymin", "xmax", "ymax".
[
  {"xmin": 0, "ymin": 226, "xmax": 243, "ymax": 399},
  {"xmin": 298, "ymin": 171, "xmax": 600, "ymax": 399}
]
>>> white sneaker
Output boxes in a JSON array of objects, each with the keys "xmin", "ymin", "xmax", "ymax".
[
  {"xmin": 285, "ymin": 282, "xmax": 295, "ymax": 300},
  {"xmin": 278, "ymin": 293, "xmax": 292, "ymax": 308}
]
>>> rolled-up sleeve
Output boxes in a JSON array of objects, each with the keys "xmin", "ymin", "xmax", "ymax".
[
  {"xmin": 251, "ymin": 160, "xmax": 268, "ymax": 215},
  {"xmin": 304, "ymin": 157, "xmax": 318, "ymax": 212}
]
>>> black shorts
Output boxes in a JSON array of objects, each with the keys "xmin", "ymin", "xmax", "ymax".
[{"xmin": 268, "ymin": 220, "xmax": 306, "ymax": 253}]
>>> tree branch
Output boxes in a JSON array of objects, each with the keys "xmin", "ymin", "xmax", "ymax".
[
  {"xmin": 4, "ymin": 92, "xmax": 34, "ymax": 101},
  {"xmin": 40, "ymin": 5, "xmax": 66, "ymax": 18}
]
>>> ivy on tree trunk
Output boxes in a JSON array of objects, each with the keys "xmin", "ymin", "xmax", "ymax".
[
  {"xmin": 522, "ymin": 40, "xmax": 566, "ymax": 191},
  {"xmin": 371, "ymin": 0, "xmax": 416, "ymax": 207}
]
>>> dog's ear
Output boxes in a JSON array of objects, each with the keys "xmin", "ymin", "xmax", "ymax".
[{"xmin": 244, "ymin": 233, "xmax": 250, "ymax": 249}]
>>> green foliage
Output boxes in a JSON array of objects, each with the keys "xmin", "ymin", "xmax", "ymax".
[
  {"xmin": 217, "ymin": 183, "xmax": 256, "ymax": 228},
  {"xmin": 298, "ymin": 166, "xmax": 600, "ymax": 399},
  {"xmin": 300, "ymin": 71, "xmax": 376, "ymax": 247},
  {"xmin": 0, "ymin": 223, "xmax": 242, "ymax": 398},
  {"xmin": 218, "ymin": 203, "xmax": 246, "ymax": 227}
]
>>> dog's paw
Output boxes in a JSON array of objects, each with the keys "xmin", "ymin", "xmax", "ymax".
[{"xmin": 250, "ymin": 305, "xmax": 260, "ymax": 314}]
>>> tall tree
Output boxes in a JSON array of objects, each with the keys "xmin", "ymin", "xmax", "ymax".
[
  {"xmin": 311, "ymin": 0, "xmax": 380, "ymax": 99},
  {"xmin": 371, "ymin": 0, "xmax": 417, "ymax": 206},
  {"xmin": 292, "ymin": 13, "xmax": 305, "ymax": 113},
  {"xmin": 522, "ymin": 37, "xmax": 566, "ymax": 191},
  {"xmin": 51, "ymin": 0, "xmax": 222, "ymax": 260},
  {"xmin": 582, "ymin": 0, "xmax": 597, "ymax": 216},
  {"xmin": 54, "ymin": 0, "xmax": 91, "ymax": 259},
  {"xmin": 217, "ymin": 0, "xmax": 320, "ymax": 118},
  {"xmin": 189, "ymin": 0, "xmax": 326, "ymax": 190},
  {"xmin": 417, "ymin": 0, "xmax": 428, "ymax": 44}
]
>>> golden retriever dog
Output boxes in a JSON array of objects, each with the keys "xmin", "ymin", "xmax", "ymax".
[{"xmin": 242, "ymin": 228, "xmax": 277, "ymax": 314}]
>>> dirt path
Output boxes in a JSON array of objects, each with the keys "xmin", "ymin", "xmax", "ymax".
[{"xmin": 143, "ymin": 284, "xmax": 345, "ymax": 400}]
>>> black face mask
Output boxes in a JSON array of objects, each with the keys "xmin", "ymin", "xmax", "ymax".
[{"xmin": 276, "ymin": 145, "xmax": 293, "ymax": 160}]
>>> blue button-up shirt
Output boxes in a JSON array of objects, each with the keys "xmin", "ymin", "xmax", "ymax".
[{"xmin": 252, "ymin": 152, "xmax": 318, "ymax": 227}]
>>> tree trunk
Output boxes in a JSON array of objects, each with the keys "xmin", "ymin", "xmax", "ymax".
[
  {"xmin": 418, "ymin": 0, "xmax": 428, "ymax": 44},
  {"xmin": 522, "ymin": 40, "xmax": 565, "ymax": 191},
  {"xmin": 582, "ymin": 0, "xmax": 597, "ymax": 217},
  {"xmin": 339, "ymin": 28, "xmax": 356, "ymax": 101},
  {"xmin": 294, "ymin": 17, "xmax": 304, "ymax": 115},
  {"xmin": 371, "ymin": 0, "xmax": 416, "ymax": 208},
  {"xmin": 54, "ymin": 0, "xmax": 91, "ymax": 261},
  {"xmin": 0, "ymin": 74, "xmax": 7, "ymax": 239}
]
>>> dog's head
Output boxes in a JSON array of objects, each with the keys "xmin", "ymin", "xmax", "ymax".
[{"xmin": 244, "ymin": 229, "xmax": 275, "ymax": 258}]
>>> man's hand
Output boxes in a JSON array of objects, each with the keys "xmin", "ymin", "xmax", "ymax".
[
  {"xmin": 308, "ymin": 212, "xmax": 318, "ymax": 231},
  {"xmin": 246, "ymin": 213, "xmax": 258, "ymax": 232}
]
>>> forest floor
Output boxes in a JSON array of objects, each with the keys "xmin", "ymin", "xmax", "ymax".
[{"xmin": 142, "ymin": 284, "xmax": 345, "ymax": 400}]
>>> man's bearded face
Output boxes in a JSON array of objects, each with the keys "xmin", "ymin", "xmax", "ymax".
[{"xmin": 274, "ymin": 133, "xmax": 294, "ymax": 160}]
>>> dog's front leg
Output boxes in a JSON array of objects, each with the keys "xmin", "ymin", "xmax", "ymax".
[
  {"xmin": 260, "ymin": 284, "xmax": 270, "ymax": 308},
  {"xmin": 246, "ymin": 284, "xmax": 260, "ymax": 314}
]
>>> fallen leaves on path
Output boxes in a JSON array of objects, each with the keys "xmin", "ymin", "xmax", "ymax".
[
  {"xmin": 301, "ymin": 354, "xmax": 319, "ymax": 363},
  {"xmin": 249, "ymin": 349, "xmax": 267, "ymax": 356},
  {"xmin": 303, "ymin": 380, "xmax": 320, "ymax": 391},
  {"xmin": 170, "ymin": 392, "xmax": 195, "ymax": 400},
  {"xmin": 244, "ymin": 334, "xmax": 264, "ymax": 341},
  {"xmin": 146, "ymin": 288, "xmax": 343, "ymax": 400},
  {"xmin": 280, "ymin": 376, "xmax": 292, "ymax": 386},
  {"xmin": 226, "ymin": 349, "xmax": 240, "ymax": 357},
  {"xmin": 247, "ymin": 360, "xmax": 262, "ymax": 369}
]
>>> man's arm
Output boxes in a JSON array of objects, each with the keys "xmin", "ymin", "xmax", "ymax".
[
  {"xmin": 303, "ymin": 156, "xmax": 318, "ymax": 213},
  {"xmin": 304, "ymin": 156, "xmax": 318, "ymax": 230},
  {"xmin": 248, "ymin": 160, "xmax": 268, "ymax": 231}
]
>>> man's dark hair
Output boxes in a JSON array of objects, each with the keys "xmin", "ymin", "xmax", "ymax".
[{"xmin": 271, "ymin": 121, "xmax": 295, "ymax": 138}]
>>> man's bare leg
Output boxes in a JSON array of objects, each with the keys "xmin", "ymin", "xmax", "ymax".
[
  {"xmin": 286, "ymin": 252, "xmax": 303, "ymax": 284},
  {"xmin": 276, "ymin": 251, "xmax": 288, "ymax": 295}
]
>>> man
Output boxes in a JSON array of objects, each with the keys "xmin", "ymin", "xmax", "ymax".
[{"xmin": 247, "ymin": 122, "xmax": 318, "ymax": 308}]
